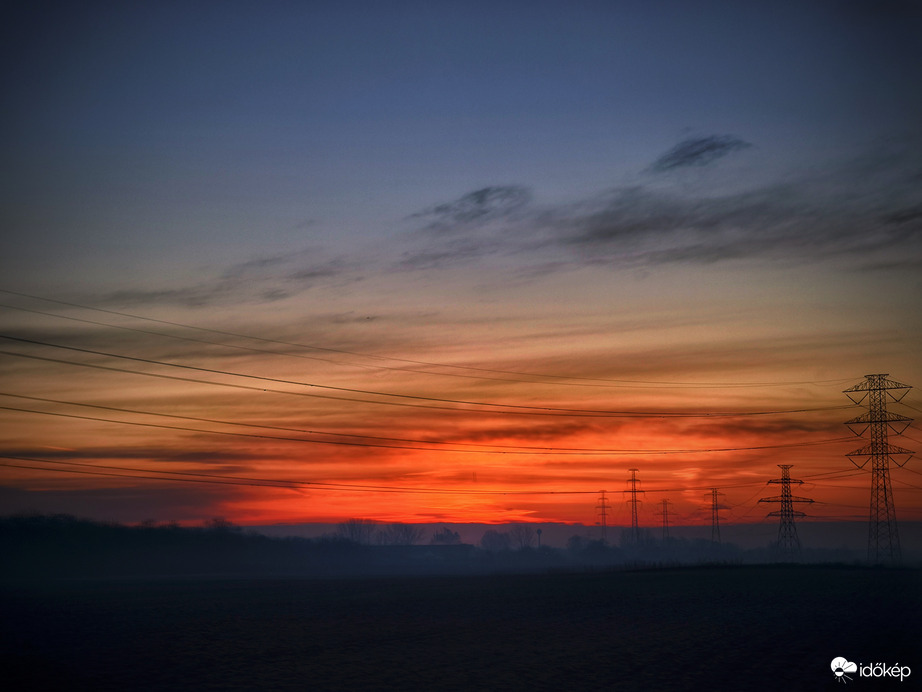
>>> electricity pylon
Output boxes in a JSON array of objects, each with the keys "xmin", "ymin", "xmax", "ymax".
[
  {"xmin": 844, "ymin": 374, "xmax": 913, "ymax": 564},
  {"xmin": 657, "ymin": 499, "xmax": 673, "ymax": 541},
  {"xmin": 708, "ymin": 489, "xmax": 724, "ymax": 544},
  {"xmin": 595, "ymin": 490, "xmax": 611, "ymax": 543},
  {"xmin": 624, "ymin": 469, "xmax": 644, "ymax": 544},
  {"xmin": 759, "ymin": 465, "xmax": 813, "ymax": 561}
]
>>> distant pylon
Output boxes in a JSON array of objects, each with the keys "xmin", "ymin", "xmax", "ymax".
[
  {"xmin": 844, "ymin": 374, "xmax": 914, "ymax": 564},
  {"xmin": 759, "ymin": 464, "xmax": 814, "ymax": 561},
  {"xmin": 624, "ymin": 469, "xmax": 645, "ymax": 544},
  {"xmin": 657, "ymin": 499, "xmax": 673, "ymax": 541},
  {"xmin": 708, "ymin": 489, "xmax": 724, "ymax": 544},
  {"xmin": 595, "ymin": 490, "xmax": 611, "ymax": 543}
]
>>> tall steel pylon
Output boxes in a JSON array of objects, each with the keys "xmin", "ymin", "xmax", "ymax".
[
  {"xmin": 708, "ymin": 489, "xmax": 724, "ymax": 544},
  {"xmin": 844, "ymin": 374, "xmax": 913, "ymax": 564},
  {"xmin": 624, "ymin": 469, "xmax": 644, "ymax": 544},
  {"xmin": 595, "ymin": 490, "xmax": 611, "ymax": 543},
  {"xmin": 657, "ymin": 499, "xmax": 672, "ymax": 541},
  {"xmin": 759, "ymin": 465, "xmax": 813, "ymax": 561}
]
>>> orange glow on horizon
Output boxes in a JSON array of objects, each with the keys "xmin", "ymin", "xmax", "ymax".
[{"xmin": 1, "ymin": 293, "xmax": 919, "ymax": 530}]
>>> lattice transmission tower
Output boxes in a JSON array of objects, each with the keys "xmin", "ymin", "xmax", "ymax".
[
  {"xmin": 595, "ymin": 490, "xmax": 611, "ymax": 543},
  {"xmin": 657, "ymin": 499, "xmax": 673, "ymax": 541},
  {"xmin": 708, "ymin": 489, "xmax": 724, "ymax": 544},
  {"xmin": 844, "ymin": 374, "xmax": 914, "ymax": 564},
  {"xmin": 623, "ymin": 469, "xmax": 644, "ymax": 545},
  {"xmin": 759, "ymin": 465, "xmax": 813, "ymax": 561}
]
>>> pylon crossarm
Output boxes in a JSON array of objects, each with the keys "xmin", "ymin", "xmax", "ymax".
[
  {"xmin": 846, "ymin": 411, "xmax": 912, "ymax": 423},
  {"xmin": 846, "ymin": 410, "xmax": 912, "ymax": 434},
  {"xmin": 848, "ymin": 442, "xmax": 914, "ymax": 456},
  {"xmin": 843, "ymin": 375, "xmax": 911, "ymax": 393}
]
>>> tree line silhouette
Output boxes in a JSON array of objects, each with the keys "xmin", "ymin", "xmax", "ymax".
[{"xmin": 1, "ymin": 513, "xmax": 866, "ymax": 579}]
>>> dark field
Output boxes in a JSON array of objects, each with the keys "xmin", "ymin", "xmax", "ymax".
[{"xmin": 2, "ymin": 566, "xmax": 919, "ymax": 691}]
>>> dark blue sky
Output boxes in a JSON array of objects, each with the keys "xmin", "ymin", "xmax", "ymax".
[{"xmin": 4, "ymin": 1, "xmax": 920, "ymax": 290}]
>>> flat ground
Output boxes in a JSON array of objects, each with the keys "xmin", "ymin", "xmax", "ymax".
[{"xmin": 1, "ymin": 565, "xmax": 919, "ymax": 691}]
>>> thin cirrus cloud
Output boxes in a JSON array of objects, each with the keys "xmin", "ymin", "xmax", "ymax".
[
  {"xmin": 85, "ymin": 136, "xmax": 921, "ymax": 305},
  {"xmin": 408, "ymin": 185, "xmax": 533, "ymax": 232},
  {"xmin": 401, "ymin": 135, "xmax": 922, "ymax": 272},
  {"xmin": 647, "ymin": 135, "xmax": 753, "ymax": 172},
  {"xmin": 99, "ymin": 253, "xmax": 359, "ymax": 308},
  {"xmin": 0, "ymin": 445, "xmax": 265, "ymax": 465}
]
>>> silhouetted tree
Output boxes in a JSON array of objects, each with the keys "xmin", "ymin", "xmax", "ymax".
[
  {"xmin": 204, "ymin": 517, "xmax": 241, "ymax": 533},
  {"xmin": 620, "ymin": 526, "xmax": 655, "ymax": 549},
  {"xmin": 509, "ymin": 523, "xmax": 536, "ymax": 549},
  {"xmin": 566, "ymin": 535, "xmax": 589, "ymax": 553},
  {"xmin": 430, "ymin": 526, "xmax": 461, "ymax": 544},
  {"xmin": 336, "ymin": 518, "xmax": 377, "ymax": 544},
  {"xmin": 377, "ymin": 523, "xmax": 425, "ymax": 545},
  {"xmin": 479, "ymin": 529, "xmax": 511, "ymax": 552}
]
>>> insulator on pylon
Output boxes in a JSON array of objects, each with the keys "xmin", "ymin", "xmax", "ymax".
[
  {"xmin": 759, "ymin": 464, "xmax": 813, "ymax": 561},
  {"xmin": 843, "ymin": 374, "xmax": 914, "ymax": 564}
]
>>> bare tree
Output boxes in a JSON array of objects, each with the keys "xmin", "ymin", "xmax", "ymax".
[
  {"xmin": 508, "ymin": 523, "xmax": 536, "ymax": 549},
  {"xmin": 430, "ymin": 526, "xmax": 461, "ymax": 545},
  {"xmin": 204, "ymin": 517, "xmax": 241, "ymax": 533},
  {"xmin": 377, "ymin": 523, "xmax": 425, "ymax": 545},
  {"xmin": 479, "ymin": 529, "xmax": 511, "ymax": 552},
  {"xmin": 336, "ymin": 518, "xmax": 377, "ymax": 544}
]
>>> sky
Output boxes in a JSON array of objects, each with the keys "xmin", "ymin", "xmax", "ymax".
[{"xmin": 1, "ymin": 1, "xmax": 921, "ymax": 534}]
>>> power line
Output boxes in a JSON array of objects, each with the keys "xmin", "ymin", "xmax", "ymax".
[
  {"xmin": 2, "ymin": 453, "xmax": 811, "ymax": 496},
  {"xmin": 0, "ymin": 400, "xmax": 855, "ymax": 456},
  {"xmin": 0, "ymin": 455, "xmax": 597, "ymax": 495},
  {"xmin": 0, "ymin": 391, "xmax": 649, "ymax": 454},
  {"xmin": 0, "ymin": 334, "xmax": 853, "ymax": 418},
  {"xmin": 0, "ymin": 404, "xmax": 596, "ymax": 455},
  {"xmin": 0, "ymin": 302, "xmax": 391, "ymax": 374},
  {"xmin": 17, "ymin": 390, "xmax": 814, "ymax": 454},
  {"xmin": 0, "ymin": 461, "xmax": 302, "ymax": 490},
  {"xmin": 1, "ymin": 348, "xmax": 605, "ymax": 418},
  {"xmin": 0, "ymin": 289, "xmax": 857, "ymax": 389},
  {"xmin": 0, "ymin": 302, "xmax": 843, "ymax": 393}
]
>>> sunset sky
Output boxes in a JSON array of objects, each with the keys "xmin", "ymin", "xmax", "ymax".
[{"xmin": 1, "ymin": 1, "xmax": 921, "ymax": 533}]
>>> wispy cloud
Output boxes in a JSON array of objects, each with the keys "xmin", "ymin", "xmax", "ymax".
[
  {"xmin": 409, "ymin": 185, "xmax": 532, "ymax": 232},
  {"xmin": 400, "ymin": 136, "xmax": 922, "ymax": 272},
  {"xmin": 648, "ymin": 135, "xmax": 752, "ymax": 172},
  {"xmin": 101, "ymin": 251, "xmax": 360, "ymax": 308},
  {"xmin": 0, "ymin": 484, "xmax": 246, "ymax": 523},
  {"xmin": 0, "ymin": 446, "xmax": 264, "ymax": 467}
]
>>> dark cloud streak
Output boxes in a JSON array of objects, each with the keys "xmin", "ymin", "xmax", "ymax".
[
  {"xmin": 401, "ymin": 137, "xmax": 922, "ymax": 272},
  {"xmin": 649, "ymin": 135, "xmax": 753, "ymax": 172},
  {"xmin": 409, "ymin": 185, "xmax": 532, "ymax": 232},
  {"xmin": 100, "ymin": 253, "xmax": 359, "ymax": 308}
]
